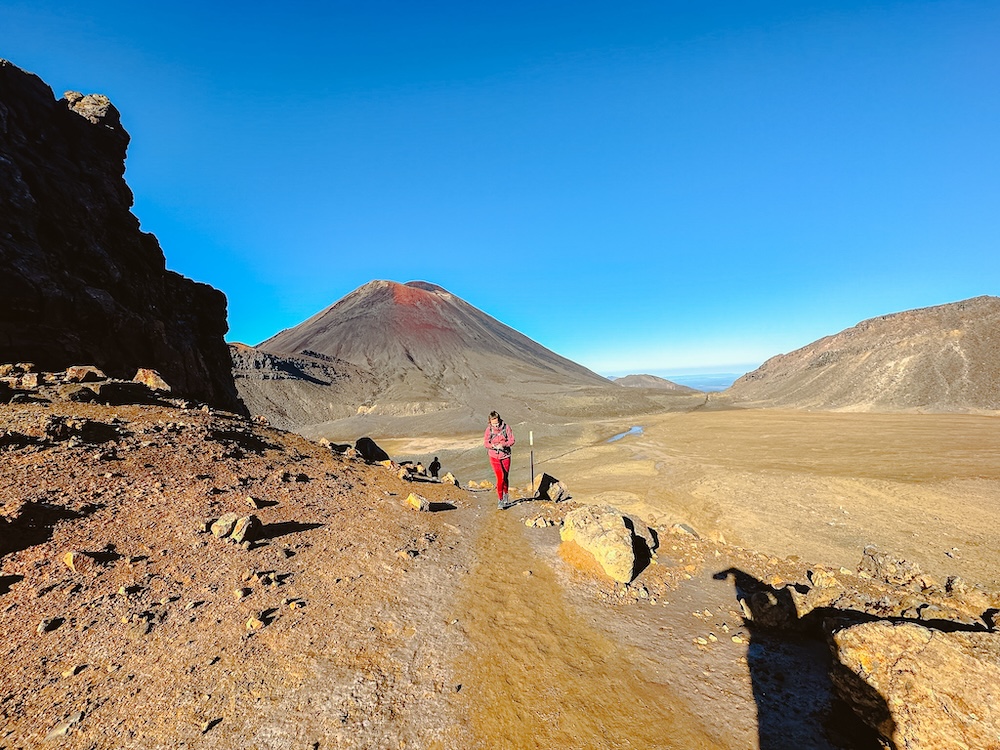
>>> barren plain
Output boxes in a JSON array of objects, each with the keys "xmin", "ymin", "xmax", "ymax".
[{"xmin": 384, "ymin": 405, "xmax": 1000, "ymax": 590}]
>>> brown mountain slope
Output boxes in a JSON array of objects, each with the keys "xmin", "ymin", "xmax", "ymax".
[
  {"xmin": 247, "ymin": 280, "xmax": 702, "ymax": 432},
  {"xmin": 725, "ymin": 296, "xmax": 1000, "ymax": 412}
]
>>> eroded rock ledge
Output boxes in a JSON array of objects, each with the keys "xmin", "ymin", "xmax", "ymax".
[{"xmin": 0, "ymin": 60, "xmax": 244, "ymax": 413}]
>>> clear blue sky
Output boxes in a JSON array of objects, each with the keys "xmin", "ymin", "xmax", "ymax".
[{"xmin": 3, "ymin": 1, "xmax": 998, "ymax": 377}]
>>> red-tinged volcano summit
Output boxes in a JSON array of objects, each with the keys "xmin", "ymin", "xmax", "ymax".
[
  {"xmin": 260, "ymin": 280, "xmax": 609, "ymax": 384},
  {"xmin": 235, "ymin": 280, "xmax": 701, "ymax": 433}
]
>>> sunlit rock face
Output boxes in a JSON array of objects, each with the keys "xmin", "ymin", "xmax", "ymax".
[{"xmin": 0, "ymin": 59, "xmax": 244, "ymax": 413}]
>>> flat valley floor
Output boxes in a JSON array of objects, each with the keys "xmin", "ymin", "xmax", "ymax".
[{"xmin": 385, "ymin": 406, "xmax": 1000, "ymax": 591}]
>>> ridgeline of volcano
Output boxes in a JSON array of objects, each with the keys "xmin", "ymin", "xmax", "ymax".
[{"xmin": 234, "ymin": 280, "xmax": 702, "ymax": 434}]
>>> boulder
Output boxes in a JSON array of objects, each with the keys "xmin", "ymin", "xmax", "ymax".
[
  {"xmin": 354, "ymin": 437, "xmax": 389, "ymax": 463},
  {"xmin": 830, "ymin": 621, "xmax": 1000, "ymax": 748},
  {"xmin": 62, "ymin": 550, "xmax": 95, "ymax": 574},
  {"xmin": 441, "ymin": 472, "xmax": 459, "ymax": 486},
  {"xmin": 560, "ymin": 505, "xmax": 638, "ymax": 583},
  {"xmin": 210, "ymin": 513, "xmax": 240, "ymax": 539},
  {"xmin": 132, "ymin": 368, "xmax": 171, "ymax": 392},
  {"xmin": 230, "ymin": 515, "xmax": 261, "ymax": 545},
  {"xmin": 858, "ymin": 545, "xmax": 929, "ymax": 590},
  {"xmin": 405, "ymin": 493, "xmax": 429, "ymax": 512},
  {"xmin": 65, "ymin": 365, "xmax": 106, "ymax": 383},
  {"xmin": 532, "ymin": 473, "xmax": 568, "ymax": 502}
]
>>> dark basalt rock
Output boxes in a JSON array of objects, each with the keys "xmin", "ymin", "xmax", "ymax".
[{"xmin": 0, "ymin": 60, "xmax": 245, "ymax": 414}]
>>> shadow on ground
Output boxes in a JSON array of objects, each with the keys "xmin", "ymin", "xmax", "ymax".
[
  {"xmin": 259, "ymin": 521, "xmax": 324, "ymax": 539},
  {"xmin": 428, "ymin": 501, "xmax": 457, "ymax": 512},
  {"xmin": 713, "ymin": 568, "xmax": 884, "ymax": 749},
  {"xmin": 0, "ymin": 501, "xmax": 103, "ymax": 559}
]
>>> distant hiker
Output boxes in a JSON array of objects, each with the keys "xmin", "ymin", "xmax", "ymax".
[
  {"xmin": 428, "ymin": 457, "xmax": 441, "ymax": 479},
  {"xmin": 484, "ymin": 411, "xmax": 515, "ymax": 509}
]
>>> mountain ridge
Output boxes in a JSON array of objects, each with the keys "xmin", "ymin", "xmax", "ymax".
[{"xmin": 724, "ymin": 295, "xmax": 1000, "ymax": 412}]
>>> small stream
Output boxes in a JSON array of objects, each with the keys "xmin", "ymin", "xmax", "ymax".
[{"xmin": 607, "ymin": 426, "xmax": 643, "ymax": 442}]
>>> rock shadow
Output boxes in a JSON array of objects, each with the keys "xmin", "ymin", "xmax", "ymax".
[
  {"xmin": 207, "ymin": 428, "xmax": 278, "ymax": 453},
  {"xmin": 428, "ymin": 501, "xmax": 456, "ymax": 512},
  {"xmin": 713, "ymin": 568, "xmax": 884, "ymax": 749},
  {"xmin": 258, "ymin": 521, "xmax": 324, "ymax": 540},
  {"xmin": 624, "ymin": 517, "xmax": 656, "ymax": 578},
  {"xmin": 0, "ymin": 574, "xmax": 24, "ymax": 596},
  {"xmin": 0, "ymin": 502, "xmax": 102, "ymax": 559}
]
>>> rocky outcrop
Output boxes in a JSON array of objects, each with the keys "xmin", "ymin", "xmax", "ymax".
[
  {"xmin": 830, "ymin": 621, "xmax": 1000, "ymax": 748},
  {"xmin": 726, "ymin": 296, "xmax": 1000, "ymax": 412},
  {"xmin": 717, "ymin": 545, "xmax": 1000, "ymax": 748},
  {"xmin": 230, "ymin": 344, "xmax": 376, "ymax": 430},
  {"xmin": 0, "ymin": 60, "xmax": 244, "ymax": 413}
]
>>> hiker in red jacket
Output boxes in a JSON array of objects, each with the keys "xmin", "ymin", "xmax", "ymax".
[{"xmin": 484, "ymin": 410, "xmax": 515, "ymax": 509}]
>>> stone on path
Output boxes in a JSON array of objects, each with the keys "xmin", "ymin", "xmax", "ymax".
[
  {"xmin": 230, "ymin": 515, "xmax": 261, "ymax": 545},
  {"xmin": 532, "ymin": 473, "xmax": 568, "ymax": 502},
  {"xmin": 210, "ymin": 513, "xmax": 240, "ymax": 539},
  {"xmin": 405, "ymin": 493, "xmax": 429, "ymax": 512},
  {"xmin": 560, "ymin": 505, "xmax": 641, "ymax": 583}
]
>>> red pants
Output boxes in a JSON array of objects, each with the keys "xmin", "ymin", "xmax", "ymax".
[{"xmin": 490, "ymin": 455, "xmax": 510, "ymax": 499}]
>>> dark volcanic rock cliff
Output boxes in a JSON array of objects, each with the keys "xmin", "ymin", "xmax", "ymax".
[{"xmin": 0, "ymin": 60, "xmax": 244, "ymax": 413}]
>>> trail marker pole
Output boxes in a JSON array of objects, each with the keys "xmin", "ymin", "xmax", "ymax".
[{"xmin": 529, "ymin": 430, "xmax": 534, "ymax": 495}]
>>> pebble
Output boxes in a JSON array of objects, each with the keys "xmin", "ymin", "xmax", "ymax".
[
  {"xmin": 246, "ymin": 614, "xmax": 265, "ymax": 632},
  {"xmin": 695, "ymin": 637, "xmax": 709, "ymax": 645},
  {"xmin": 732, "ymin": 635, "xmax": 745, "ymax": 644},
  {"xmin": 44, "ymin": 711, "xmax": 83, "ymax": 740},
  {"xmin": 61, "ymin": 664, "xmax": 85, "ymax": 678},
  {"xmin": 37, "ymin": 617, "xmax": 62, "ymax": 634}
]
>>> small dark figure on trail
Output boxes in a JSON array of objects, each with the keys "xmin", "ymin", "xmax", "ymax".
[
  {"xmin": 484, "ymin": 410, "xmax": 515, "ymax": 509},
  {"xmin": 428, "ymin": 457, "xmax": 441, "ymax": 478}
]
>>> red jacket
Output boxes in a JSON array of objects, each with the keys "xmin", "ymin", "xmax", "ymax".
[{"xmin": 484, "ymin": 421, "xmax": 515, "ymax": 459}]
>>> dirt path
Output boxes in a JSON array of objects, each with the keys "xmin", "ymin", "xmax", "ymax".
[{"xmin": 447, "ymin": 499, "xmax": 723, "ymax": 749}]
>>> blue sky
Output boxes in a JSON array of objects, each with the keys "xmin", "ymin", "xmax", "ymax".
[{"xmin": 3, "ymin": 1, "xmax": 998, "ymax": 378}]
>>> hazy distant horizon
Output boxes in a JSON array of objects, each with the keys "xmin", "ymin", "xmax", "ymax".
[{"xmin": 606, "ymin": 365, "xmax": 758, "ymax": 392}]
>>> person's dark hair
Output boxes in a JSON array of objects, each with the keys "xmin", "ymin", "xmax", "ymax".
[{"xmin": 489, "ymin": 410, "xmax": 501, "ymax": 422}]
